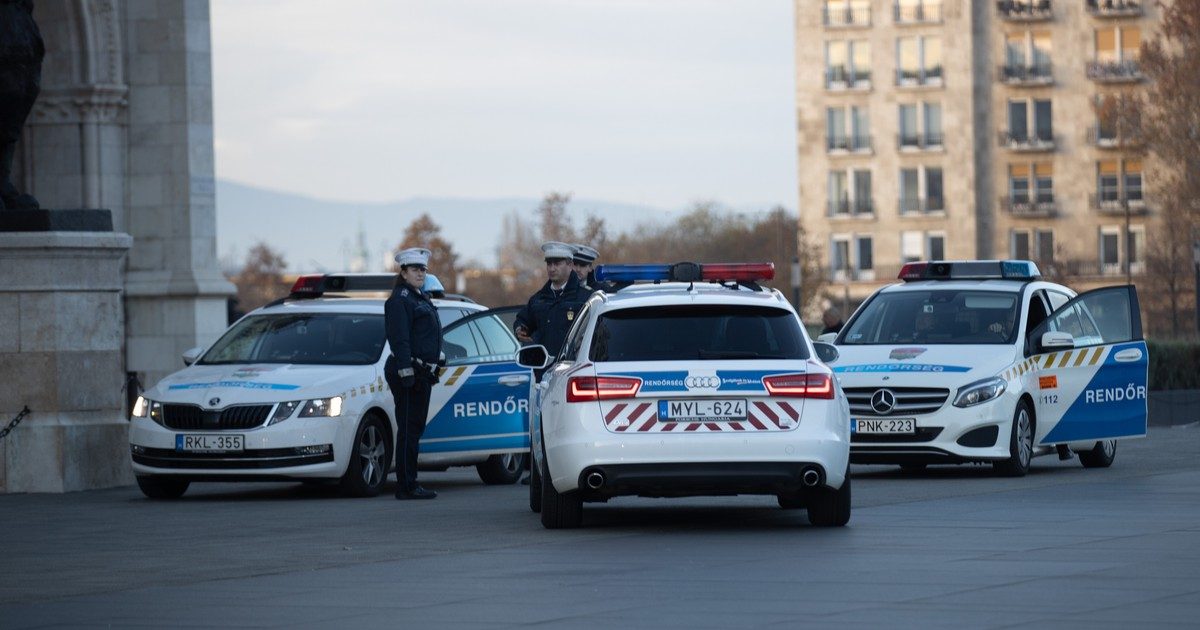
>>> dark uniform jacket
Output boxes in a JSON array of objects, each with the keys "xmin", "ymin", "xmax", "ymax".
[
  {"xmin": 514, "ymin": 272, "xmax": 589, "ymax": 357},
  {"xmin": 384, "ymin": 280, "xmax": 443, "ymax": 381}
]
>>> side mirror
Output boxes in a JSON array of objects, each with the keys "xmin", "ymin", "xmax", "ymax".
[
  {"xmin": 516, "ymin": 344, "xmax": 550, "ymax": 370},
  {"xmin": 1040, "ymin": 331, "xmax": 1074, "ymax": 350},
  {"xmin": 817, "ymin": 332, "xmax": 838, "ymax": 344},
  {"xmin": 813, "ymin": 342, "xmax": 840, "ymax": 364},
  {"xmin": 182, "ymin": 346, "xmax": 203, "ymax": 366}
]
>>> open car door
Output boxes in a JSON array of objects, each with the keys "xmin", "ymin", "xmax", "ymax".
[{"xmin": 1028, "ymin": 285, "xmax": 1147, "ymax": 444}]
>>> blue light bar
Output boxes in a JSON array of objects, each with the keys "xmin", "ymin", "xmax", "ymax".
[
  {"xmin": 594, "ymin": 264, "xmax": 671, "ymax": 282},
  {"xmin": 899, "ymin": 260, "xmax": 1042, "ymax": 282},
  {"xmin": 1000, "ymin": 260, "xmax": 1041, "ymax": 279}
]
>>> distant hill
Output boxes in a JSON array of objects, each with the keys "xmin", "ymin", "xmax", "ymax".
[{"xmin": 215, "ymin": 180, "xmax": 677, "ymax": 273}]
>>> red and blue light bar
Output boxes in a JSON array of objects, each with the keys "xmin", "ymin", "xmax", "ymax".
[
  {"xmin": 898, "ymin": 260, "xmax": 1041, "ymax": 282},
  {"xmin": 595, "ymin": 262, "xmax": 775, "ymax": 283}
]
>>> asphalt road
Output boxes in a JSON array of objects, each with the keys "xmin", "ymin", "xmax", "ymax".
[{"xmin": 2, "ymin": 425, "xmax": 1199, "ymax": 628}]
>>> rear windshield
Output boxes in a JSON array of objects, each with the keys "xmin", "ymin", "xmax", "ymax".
[
  {"xmin": 590, "ymin": 305, "xmax": 809, "ymax": 362},
  {"xmin": 841, "ymin": 289, "xmax": 1020, "ymax": 345},
  {"xmin": 200, "ymin": 313, "xmax": 385, "ymax": 365}
]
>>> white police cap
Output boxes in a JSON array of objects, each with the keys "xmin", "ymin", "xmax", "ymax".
[
  {"xmin": 571, "ymin": 244, "xmax": 599, "ymax": 265},
  {"xmin": 394, "ymin": 247, "xmax": 431, "ymax": 267},
  {"xmin": 541, "ymin": 241, "xmax": 574, "ymax": 260}
]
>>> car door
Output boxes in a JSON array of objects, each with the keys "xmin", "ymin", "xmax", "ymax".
[
  {"xmin": 422, "ymin": 306, "xmax": 532, "ymax": 457},
  {"xmin": 1028, "ymin": 286, "xmax": 1147, "ymax": 444}
]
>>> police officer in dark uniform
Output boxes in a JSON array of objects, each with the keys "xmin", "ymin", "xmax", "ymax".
[
  {"xmin": 570, "ymin": 244, "xmax": 598, "ymax": 291},
  {"xmin": 514, "ymin": 242, "xmax": 590, "ymax": 362},
  {"xmin": 385, "ymin": 247, "xmax": 443, "ymax": 500}
]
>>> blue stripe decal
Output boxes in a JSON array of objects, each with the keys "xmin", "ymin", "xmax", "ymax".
[
  {"xmin": 833, "ymin": 363, "xmax": 971, "ymax": 374},
  {"xmin": 419, "ymin": 434, "xmax": 529, "ymax": 453},
  {"xmin": 472, "ymin": 362, "xmax": 525, "ymax": 374},
  {"xmin": 1042, "ymin": 341, "xmax": 1148, "ymax": 443},
  {"xmin": 167, "ymin": 381, "xmax": 302, "ymax": 391}
]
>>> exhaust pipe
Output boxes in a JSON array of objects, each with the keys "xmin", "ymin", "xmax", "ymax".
[
  {"xmin": 585, "ymin": 471, "xmax": 606, "ymax": 490},
  {"xmin": 801, "ymin": 468, "xmax": 821, "ymax": 487}
]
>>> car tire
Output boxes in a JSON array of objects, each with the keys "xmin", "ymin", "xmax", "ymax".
[
  {"xmin": 340, "ymin": 413, "xmax": 391, "ymax": 498},
  {"xmin": 539, "ymin": 455, "xmax": 582, "ymax": 529},
  {"xmin": 994, "ymin": 400, "xmax": 1034, "ymax": 478},
  {"xmin": 476, "ymin": 452, "xmax": 526, "ymax": 485},
  {"xmin": 807, "ymin": 473, "xmax": 851, "ymax": 527},
  {"xmin": 136, "ymin": 476, "xmax": 189, "ymax": 499},
  {"xmin": 1079, "ymin": 439, "xmax": 1117, "ymax": 468},
  {"xmin": 529, "ymin": 449, "xmax": 543, "ymax": 513}
]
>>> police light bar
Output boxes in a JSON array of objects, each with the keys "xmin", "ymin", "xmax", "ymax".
[
  {"xmin": 595, "ymin": 262, "xmax": 775, "ymax": 283},
  {"xmin": 898, "ymin": 260, "xmax": 1041, "ymax": 282},
  {"xmin": 288, "ymin": 274, "xmax": 398, "ymax": 297}
]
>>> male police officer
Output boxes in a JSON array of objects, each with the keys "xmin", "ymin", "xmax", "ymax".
[
  {"xmin": 514, "ymin": 242, "xmax": 589, "ymax": 361},
  {"xmin": 570, "ymin": 244, "xmax": 599, "ymax": 291},
  {"xmin": 386, "ymin": 247, "xmax": 443, "ymax": 500}
]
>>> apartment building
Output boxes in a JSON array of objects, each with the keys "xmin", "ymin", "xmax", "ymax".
[{"xmin": 795, "ymin": 0, "xmax": 1160, "ymax": 303}]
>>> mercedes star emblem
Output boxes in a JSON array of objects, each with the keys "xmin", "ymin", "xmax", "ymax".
[{"xmin": 870, "ymin": 389, "xmax": 897, "ymax": 415}]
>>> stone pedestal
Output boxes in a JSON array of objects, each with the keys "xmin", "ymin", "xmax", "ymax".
[{"xmin": 0, "ymin": 231, "xmax": 133, "ymax": 493}]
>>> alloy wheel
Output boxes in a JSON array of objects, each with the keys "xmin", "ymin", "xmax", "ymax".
[{"xmin": 359, "ymin": 425, "xmax": 386, "ymax": 487}]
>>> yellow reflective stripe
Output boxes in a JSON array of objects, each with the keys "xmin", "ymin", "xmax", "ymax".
[
  {"xmin": 1073, "ymin": 350, "xmax": 1089, "ymax": 367},
  {"xmin": 444, "ymin": 366, "xmax": 467, "ymax": 386},
  {"xmin": 1057, "ymin": 351, "xmax": 1073, "ymax": 368},
  {"xmin": 1089, "ymin": 346, "xmax": 1105, "ymax": 365},
  {"xmin": 1043, "ymin": 353, "xmax": 1058, "ymax": 368}
]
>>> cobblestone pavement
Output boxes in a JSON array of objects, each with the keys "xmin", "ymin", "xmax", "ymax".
[{"xmin": 2, "ymin": 425, "xmax": 1198, "ymax": 628}]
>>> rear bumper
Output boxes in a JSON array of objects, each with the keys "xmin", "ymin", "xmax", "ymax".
[{"xmin": 577, "ymin": 461, "xmax": 830, "ymax": 499}]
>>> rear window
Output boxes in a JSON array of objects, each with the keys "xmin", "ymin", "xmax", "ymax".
[
  {"xmin": 589, "ymin": 305, "xmax": 809, "ymax": 362},
  {"xmin": 841, "ymin": 289, "xmax": 1021, "ymax": 345}
]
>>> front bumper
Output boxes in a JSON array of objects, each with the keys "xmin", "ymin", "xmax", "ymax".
[{"xmin": 849, "ymin": 396, "xmax": 1013, "ymax": 464}]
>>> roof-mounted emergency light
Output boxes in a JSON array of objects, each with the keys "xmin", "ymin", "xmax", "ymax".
[
  {"xmin": 595, "ymin": 262, "xmax": 775, "ymax": 284},
  {"xmin": 288, "ymin": 273, "xmax": 398, "ymax": 298},
  {"xmin": 897, "ymin": 260, "xmax": 1041, "ymax": 282}
]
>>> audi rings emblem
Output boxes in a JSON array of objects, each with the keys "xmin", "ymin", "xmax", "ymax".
[
  {"xmin": 870, "ymin": 389, "xmax": 897, "ymax": 415},
  {"xmin": 685, "ymin": 376, "xmax": 721, "ymax": 389},
  {"xmin": 208, "ymin": 397, "xmax": 221, "ymax": 407}
]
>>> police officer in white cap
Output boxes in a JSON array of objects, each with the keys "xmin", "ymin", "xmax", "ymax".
[
  {"xmin": 385, "ymin": 247, "xmax": 443, "ymax": 500},
  {"xmin": 570, "ymin": 244, "xmax": 599, "ymax": 291},
  {"xmin": 514, "ymin": 241, "xmax": 589, "ymax": 362}
]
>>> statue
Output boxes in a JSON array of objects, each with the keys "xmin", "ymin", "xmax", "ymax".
[{"xmin": 0, "ymin": 0, "xmax": 44, "ymax": 210}]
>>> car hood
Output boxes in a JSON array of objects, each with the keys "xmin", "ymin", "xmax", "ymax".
[
  {"xmin": 829, "ymin": 344, "xmax": 1018, "ymax": 388},
  {"xmin": 147, "ymin": 363, "xmax": 374, "ymax": 405}
]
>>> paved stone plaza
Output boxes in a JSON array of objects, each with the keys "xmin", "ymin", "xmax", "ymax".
[{"xmin": 1, "ymin": 425, "xmax": 1198, "ymax": 628}]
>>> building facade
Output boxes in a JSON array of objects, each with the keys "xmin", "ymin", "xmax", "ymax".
[{"xmin": 795, "ymin": 0, "xmax": 1160, "ymax": 304}]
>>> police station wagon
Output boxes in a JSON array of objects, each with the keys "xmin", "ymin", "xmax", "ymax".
[
  {"xmin": 517, "ymin": 262, "xmax": 852, "ymax": 529},
  {"xmin": 822, "ymin": 260, "xmax": 1147, "ymax": 476},
  {"xmin": 129, "ymin": 274, "xmax": 532, "ymax": 499}
]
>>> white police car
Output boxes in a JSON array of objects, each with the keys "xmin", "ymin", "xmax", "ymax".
[
  {"xmin": 517, "ymin": 262, "xmax": 852, "ymax": 529},
  {"xmin": 129, "ymin": 274, "xmax": 532, "ymax": 499},
  {"xmin": 823, "ymin": 260, "xmax": 1147, "ymax": 476}
]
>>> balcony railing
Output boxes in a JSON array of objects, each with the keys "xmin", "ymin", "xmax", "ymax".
[
  {"xmin": 999, "ymin": 130, "xmax": 1056, "ymax": 151},
  {"xmin": 825, "ymin": 69, "xmax": 872, "ymax": 90},
  {"xmin": 823, "ymin": 6, "xmax": 872, "ymax": 27},
  {"xmin": 827, "ymin": 135, "xmax": 874, "ymax": 152},
  {"xmin": 1085, "ymin": 125, "xmax": 1144, "ymax": 149},
  {"xmin": 894, "ymin": 2, "xmax": 944, "ymax": 23},
  {"xmin": 895, "ymin": 68, "xmax": 944, "ymax": 87},
  {"xmin": 998, "ymin": 63, "xmax": 1054, "ymax": 85},
  {"xmin": 828, "ymin": 198, "xmax": 876, "ymax": 216},
  {"xmin": 1090, "ymin": 193, "xmax": 1148, "ymax": 214},
  {"xmin": 897, "ymin": 132, "xmax": 944, "ymax": 150},
  {"xmin": 831, "ymin": 268, "xmax": 878, "ymax": 283},
  {"xmin": 1000, "ymin": 195, "xmax": 1058, "ymax": 217},
  {"xmin": 1086, "ymin": 60, "xmax": 1143, "ymax": 82},
  {"xmin": 1085, "ymin": 0, "xmax": 1143, "ymax": 18},
  {"xmin": 997, "ymin": 0, "xmax": 1053, "ymax": 20},
  {"xmin": 898, "ymin": 197, "xmax": 946, "ymax": 215}
]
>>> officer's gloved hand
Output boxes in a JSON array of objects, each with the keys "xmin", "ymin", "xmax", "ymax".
[{"xmin": 397, "ymin": 367, "xmax": 416, "ymax": 388}]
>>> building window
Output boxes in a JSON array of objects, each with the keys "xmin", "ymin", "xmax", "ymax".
[
  {"xmin": 1010, "ymin": 163, "xmax": 1030, "ymax": 203},
  {"xmin": 1124, "ymin": 159, "xmax": 1142, "ymax": 202},
  {"xmin": 1004, "ymin": 99, "xmax": 1053, "ymax": 146},
  {"xmin": 827, "ymin": 105, "xmax": 871, "ymax": 151},
  {"xmin": 831, "ymin": 234, "xmax": 873, "ymax": 281},
  {"xmin": 899, "ymin": 166, "xmax": 943, "ymax": 214},
  {"xmin": 899, "ymin": 102, "xmax": 942, "ymax": 148},
  {"xmin": 856, "ymin": 236, "xmax": 875, "ymax": 278},
  {"xmin": 1090, "ymin": 26, "xmax": 1142, "ymax": 80},
  {"xmin": 1012, "ymin": 229, "xmax": 1031, "ymax": 260},
  {"xmin": 828, "ymin": 170, "xmax": 849, "ymax": 215},
  {"xmin": 1034, "ymin": 162, "xmax": 1053, "ymax": 203},
  {"xmin": 827, "ymin": 40, "xmax": 871, "ymax": 88},
  {"xmin": 828, "ymin": 169, "xmax": 874, "ymax": 215},
  {"xmin": 1035, "ymin": 229, "xmax": 1054, "ymax": 263},
  {"xmin": 1003, "ymin": 31, "xmax": 1053, "ymax": 81},
  {"xmin": 1094, "ymin": 159, "xmax": 1143, "ymax": 211},
  {"xmin": 894, "ymin": 0, "xmax": 943, "ymax": 24},
  {"xmin": 1099, "ymin": 226, "xmax": 1121, "ymax": 275},
  {"xmin": 901, "ymin": 231, "xmax": 924, "ymax": 263},
  {"xmin": 853, "ymin": 170, "xmax": 873, "ymax": 213},
  {"xmin": 896, "ymin": 36, "xmax": 942, "ymax": 85},
  {"xmin": 824, "ymin": 0, "xmax": 871, "ymax": 27},
  {"xmin": 1006, "ymin": 162, "xmax": 1053, "ymax": 213},
  {"xmin": 832, "ymin": 235, "xmax": 852, "ymax": 279},
  {"xmin": 1128, "ymin": 225, "xmax": 1145, "ymax": 274},
  {"xmin": 927, "ymin": 232, "xmax": 945, "ymax": 261}
]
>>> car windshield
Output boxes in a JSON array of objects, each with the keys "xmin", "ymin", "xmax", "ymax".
[
  {"xmin": 590, "ymin": 305, "xmax": 809, "ymax": 361},
  {"xmin": 841, "ymin": 289, "xmax": 1020, "ymax": 345},
  {"xmin": 200, "ymin": 313, "xmax": 385, "ymax": 365}
]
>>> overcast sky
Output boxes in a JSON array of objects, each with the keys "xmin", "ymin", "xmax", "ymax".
[{"xmin": 210, "ymin": 0, "xmax": 797, "ymax": 211}]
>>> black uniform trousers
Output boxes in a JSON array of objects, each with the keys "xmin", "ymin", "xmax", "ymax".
[{"xmin": 388, "ymin": 375, "xmax": 432, "ymax": 492}]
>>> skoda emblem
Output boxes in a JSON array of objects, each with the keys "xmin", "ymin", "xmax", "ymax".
[
  {"xmin": 208, "ymin": 397, "xmax": 221, "ymax": 407},
  {"xmin": 870, "ymin": 389, "xmax": 896, "ymax": 415},
  {"xmin": 685, "ymin": 376, "xmax": 721, "ymax": 389}
]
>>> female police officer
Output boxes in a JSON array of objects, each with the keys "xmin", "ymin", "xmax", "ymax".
[{"xmin": 385, "ymin": 247, "xmax": 443, "ymax": 500}]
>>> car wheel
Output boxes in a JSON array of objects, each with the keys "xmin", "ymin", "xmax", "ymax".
[
  {"xmin": 807, "ymin": 473, "xmax": 851, "ymax": 527},
  {"xmin": 136, "ymin": 476, "xmax": 189, "ymax": 499},
  {"xmin": 529, "ymin": 449, "xmax": 543, "ymax": 513},
  {"xmin": 539, "ymin": 453, "xmax": 582, "ymax": 529},
  {"xmin": 1079, "ymin": 439, "xmax": 1117, "ymax": 468},
  {"xmin": 994, "ymin": 400, "xmax": 1034, "ymax": 478},
  {"xmin": 340, "ymin": 413, "xmax": 391, "ymax": 497},
  {"xmin": 476, "ymin": 452, "xmax": 526, "ymax": 485}
]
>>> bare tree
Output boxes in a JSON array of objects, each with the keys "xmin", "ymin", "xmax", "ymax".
[
  {"xmin": 232, "ymin": 242, "xmax": 289, "ymax": 313},
  {"xmin": 391, "ymin": 213, "xmax": 459, "ymax": 281}
]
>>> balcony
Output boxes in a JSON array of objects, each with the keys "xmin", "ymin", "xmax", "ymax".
[
  {"xmin": 893, "ymin": 2, "xmax": 943, "ymax": 24},
  {"xmin": 828, "ymin": 198, "xmax": 876, "ymax": 217},
  {"xmin": 895, "ymin": 68, "xmax": 944, "ymax": 88},
  {"xmin": 1000, "ymin": 195, "xmax": 1058, "ymax": 217},
  {"xmin": 825, "ymin": 69, "xmax": 872, "ymax": 91},
  {"xmin": 1085, "ymin": 125, "xmax": 1144, "ymax": 149},
  {"xmin": 1086, "ymin": 60, "xmax": 1143, "ymax": 83},
  {"xmin": 831, "ymin": 268, "xmax": 878, "ymax": 283},
  {"xmin": 823, "ymin": 6, "xmax": 872, "ymax": 27},
  {"xmin": 827, "ymin": 135, "xmax": 874, "ymax": 153},
  {"xmin": 999, "ymin": 130, "xmax": 1056, "ymax": 152},
  {"xmin": 997, "ymin": 0, "xmax": 1053, "ymax": 21},
  {"xmin": 998, "ymin": 63, "xmax": 1054, "ymax": 86},
  {"xmin": 898, "ymin": 197, "xmax": 946, "ymax": 215},
  {"xmin": 1085, "ymin": 0, "xmax": 1143, "ymax": 18},
  {"xmin": 897, "ymin": 132, "xmax": 944, "ymax": 151},
  {"xmin": 1090, "ymin": 193, "xmax": 1148, "ymax": 215}
]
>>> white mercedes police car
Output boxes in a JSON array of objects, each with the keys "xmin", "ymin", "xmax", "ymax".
[
  {"xmin": 822, "ymin": 260, "xmax": 1147, "ymax": 476},
  {"xmin": 129, "ymin": 274, "xmax": 533, "ymax": 499},
  {"xmin": 517, "ymin": 262, "xmax": 852, "ymax": 529}
]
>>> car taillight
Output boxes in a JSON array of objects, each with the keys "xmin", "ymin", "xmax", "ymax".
[
  {"xmin": 762, "ymin": 373, "xmax": 834, "ymax": 399},
  {"xmin": 567, "ymin": 376, "xmax": 642, "ymax": 402}
]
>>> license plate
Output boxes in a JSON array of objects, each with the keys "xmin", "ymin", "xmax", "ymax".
[
  {"xmin": 658, "ymin": 399, "xmax": 746, "ymax": 422},
  {"xmin": 852, "ymin": 418, "xmax": 916, "ymax": 434},
  {"xmin": 176, "ymin": 434, "xmax": 244, "ymax": 452}
]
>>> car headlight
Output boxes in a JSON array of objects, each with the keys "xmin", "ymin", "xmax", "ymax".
[
  {"xmin": 299, "ymin": 396, "xmax": 343, "ymax": 418},
  {"xmin": 268, "ymin": 400, "xmax": 302, "ymax": 425},
  {"xmin": 132, "ymin": 396, "xmax": 149, "ymax": 417},
  {"xmin": 952, "ymin": 377, "xmax": 1007, "ymax": 408}
]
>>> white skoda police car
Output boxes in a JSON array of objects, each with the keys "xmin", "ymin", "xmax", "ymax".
[
  {"xmin": 129, "ymin": 274, "xmax": 532, "ymax": 499},
  {"xmin": 518, "ymin": 262, "xmax": 852, "ymax": 529},
  {"xmin": 822, "ymin": 260, "xmax": 1147, "ymax": 476}
]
